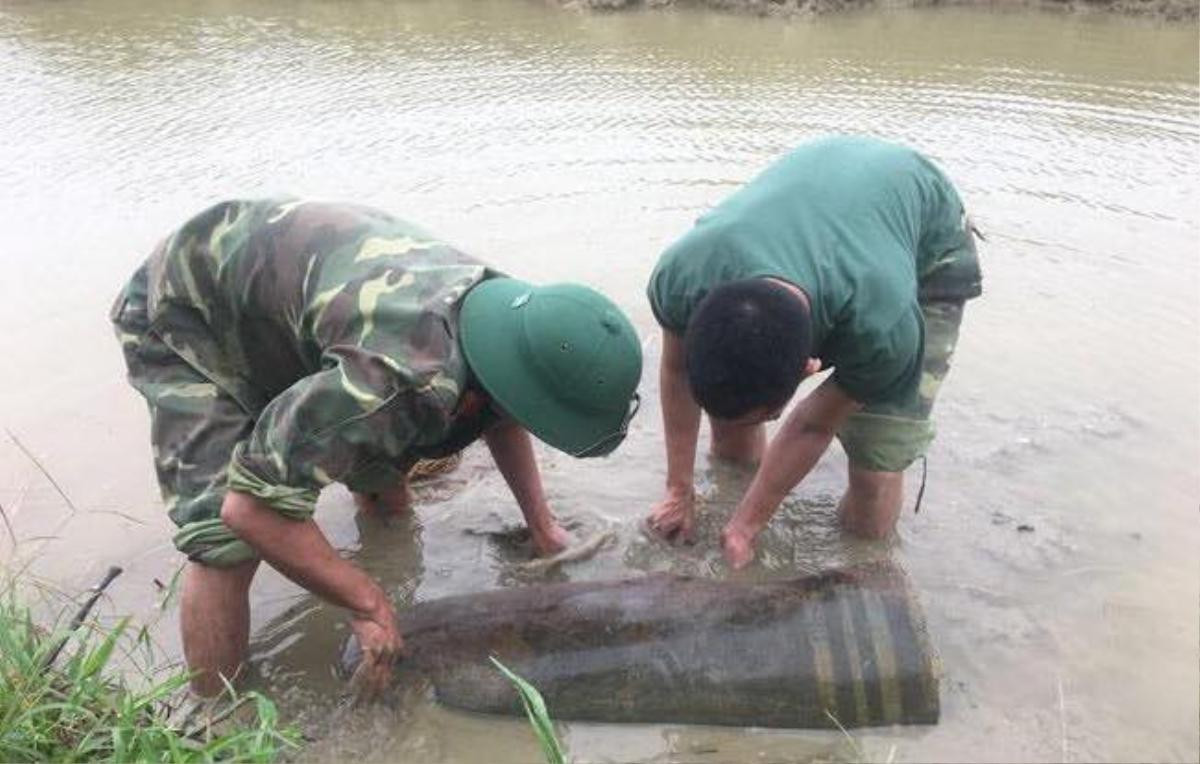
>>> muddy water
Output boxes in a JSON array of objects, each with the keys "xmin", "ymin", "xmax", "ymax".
[{"xmin": 1, "ymin": 0, "xmax": 1197, "ymax": 761}]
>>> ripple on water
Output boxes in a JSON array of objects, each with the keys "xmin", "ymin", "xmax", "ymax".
[{"xmin": 1, "ymin": 1, "xmax": 1197, "ymax": 762}]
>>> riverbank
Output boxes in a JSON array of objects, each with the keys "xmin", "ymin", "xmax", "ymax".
[
  {"xmin": 558, "ymin": 0, "xmax": 1199, "ymax": 21},
  {"xmin": 2, "ymin": 0, "xmax": 1197, "ymax": 759},
  {"xmin": 0, "ymin": 581, "xmax": 298, "ymax": 762}
]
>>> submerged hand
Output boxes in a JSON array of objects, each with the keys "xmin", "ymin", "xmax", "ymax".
[
  {"xmin": 720, "ymin": 523, "xmax": 757, "ymax": 570},
  {"xmin": 531, "ymin": 521, "xmax": 571, "ymax": 558},
  {"xmin": 645, "ymin": 487, "xmax": 696, "ymax": 544},
  {"xmin": 348, "ymin": 598, "xmax": 404, "ymax": 703}
]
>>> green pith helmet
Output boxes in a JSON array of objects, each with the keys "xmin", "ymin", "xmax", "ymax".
[{"xmin": 459, "ymin": 278, "xmax": 643, "ymax": 457}]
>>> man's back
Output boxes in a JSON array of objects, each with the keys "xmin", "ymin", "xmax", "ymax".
[
  {"xmin": 649, "ymin": 135, "xmax": 971, "ymax": 405},
  {"xmin": 699, "ymin": 135, "xmax": 963, "ymax": 274},
  {"xmin": 140, "ymin": 198, "xmax": 491, "ymax": 408},
  {"xmin": 643, "ymin": 136, "xmax": 984, "ymax": 567}
]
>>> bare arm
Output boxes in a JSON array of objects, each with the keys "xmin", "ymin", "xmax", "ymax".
[
  {"xmin": 484, "ymin": 418, "xmax": 569, "ymax": 556},
  {"xmin": 220, "ymin": 490, "xmax": 401, "ymax": 693},
  {"xmin": 222, "ymin": 492, "xmax": 385, "ymax": 616},
  {"xmin": 645, "ymin": 329, "xmax": 704, "ymax": 542},
  {"xmin": 722, "ymin": 377, "xmax": 861, "ymax": 567},
  {"xmin": 660, "ymin": 329, "xmax": 702, "ymax": 494}
]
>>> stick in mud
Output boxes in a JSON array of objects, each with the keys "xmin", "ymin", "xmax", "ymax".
[{"xmin": 41, "ymin": 565, "xmax": 123, "ymax": 669}]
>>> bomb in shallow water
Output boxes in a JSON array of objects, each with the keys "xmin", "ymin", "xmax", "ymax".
[{"xmin": 340, "ymin": 560, "xmax": 939, "ymax": 729}]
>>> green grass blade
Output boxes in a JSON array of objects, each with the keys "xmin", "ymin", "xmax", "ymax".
[
  {"xmin": 0, "ymin": 587, "xmax": 298, "ymax": 762},
  {"xmin": 78, "ymin": 617, "xmax": 129, "ymax": 680},
  {"xmin": 490, "ymin": 657, "xmax": 566, "ymax": 764}
]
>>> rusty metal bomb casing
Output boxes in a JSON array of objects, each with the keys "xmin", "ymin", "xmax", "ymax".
[{"xmin": 341, "ymin": 561, "xmax": 939, "ymax": 729}]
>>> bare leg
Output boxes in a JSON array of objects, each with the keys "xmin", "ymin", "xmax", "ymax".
[
  {"xmin": 709, "ymin": 416, "xmax": 767, "ymax": 466},
  {"xmin": 838, "ymin": 466, "xmax": 904, "ymax": 539},
  {"xmin": 352, "ymin": 480, "xmax": 411, "ymax": 518},
  {"xmin": 180, "ymin": 559, "xmax": 260, "ymax": 696}
]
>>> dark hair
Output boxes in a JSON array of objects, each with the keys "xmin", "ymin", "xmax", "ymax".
[{"xmin": 684, "ymin": 279, "xmax": 812, "ymax": 419}]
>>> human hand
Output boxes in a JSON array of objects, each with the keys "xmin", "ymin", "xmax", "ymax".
[
  {"xmin": 720, "ymin": 522, "xmax": 758, "ymax": 570},
  {"xmin": 530, "ymin": 520, "xmax": 571, "ymax": 558},
  {"xmin": 645, "ymin": 486, "xmax": 696, "ymax": 544},
  {"xmin": 348, "ymin": 596, "xmax": 404, "ymax": 703}
]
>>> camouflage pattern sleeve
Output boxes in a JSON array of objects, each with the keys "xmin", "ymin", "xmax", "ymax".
[
  {"xmin": 121, "ymin": 197, "xmax": 492, "ymax": 528},
  {"xmin": 226, "ymin": 344, "xmax": 457, "ymax": 518}
]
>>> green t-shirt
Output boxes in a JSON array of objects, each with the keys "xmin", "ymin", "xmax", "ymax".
[{"xmin": 647, "ymin": 135, "xmax": 973, "ymax": 406}]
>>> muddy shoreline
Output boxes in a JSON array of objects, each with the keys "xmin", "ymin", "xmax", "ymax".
[{"xmin": 558, "ymin": 0, "xmax": 1199, "ymax": 21}]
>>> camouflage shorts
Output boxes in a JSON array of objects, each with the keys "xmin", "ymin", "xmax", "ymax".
[{"xmin": 835, "ymin": 226, "xmax": 983, "ymax": 473}]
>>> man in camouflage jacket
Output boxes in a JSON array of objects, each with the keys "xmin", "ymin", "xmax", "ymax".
[{"xmin": 112, "ymin": 198, "xmax": 643, "ymax": 695}]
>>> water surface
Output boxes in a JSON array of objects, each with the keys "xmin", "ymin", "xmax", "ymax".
[{"xmin": 0, "ymin": 1, "xmax": 1197, "ymax": 761}]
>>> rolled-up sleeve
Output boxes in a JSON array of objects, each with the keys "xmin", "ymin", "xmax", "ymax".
[{"xmin": 646, "ymin": 259, "xmax": 684, "ymax": 332}]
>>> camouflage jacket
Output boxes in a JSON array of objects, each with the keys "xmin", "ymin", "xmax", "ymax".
[{"xmin": 139, "ymin": 198, "xmax": 497, "ymax": 517}]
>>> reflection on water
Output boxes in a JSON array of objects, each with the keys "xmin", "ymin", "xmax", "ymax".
[{"xmin": 0, "ymin": 0, "xmax": 1197, "ymax": 761}]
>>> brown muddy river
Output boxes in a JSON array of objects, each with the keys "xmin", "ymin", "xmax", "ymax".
[{"xmin": 0, "ymin": 0, "xmax": 1197, "ymax": 761}]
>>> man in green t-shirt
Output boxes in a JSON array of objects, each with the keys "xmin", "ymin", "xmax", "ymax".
[
  {"xmin": 644, "ymin": 136, "xmax": 982, "ymax": 568},
  {"xmin": 112, "ymin": 198, "xmax": 642, "ymax": 696}
]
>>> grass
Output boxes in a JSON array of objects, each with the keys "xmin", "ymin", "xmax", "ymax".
[
  {"xmin": 0, "ymin": 583, "xmax": 300, "ymax": 762},
  {"xmin": 824, "ymin": 709, "xmax": 898, "ymax": 764},
  {"xmin": 491, "ymin": 657, "xmax": 566, "ymax": 764}
]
